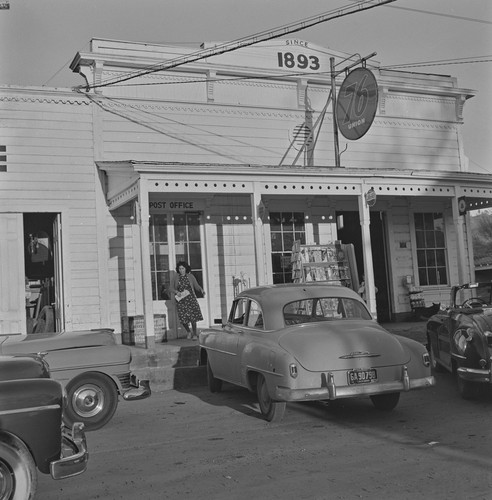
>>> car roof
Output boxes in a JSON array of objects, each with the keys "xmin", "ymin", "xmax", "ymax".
[{"xmin": 236, "ymin": 283, "xmax": 365, "ymax": 330}]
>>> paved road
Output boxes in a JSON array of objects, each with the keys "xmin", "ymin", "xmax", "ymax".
[{"xmin": 38, "ymin": 372, "xmax": 492, "ymax": 500}]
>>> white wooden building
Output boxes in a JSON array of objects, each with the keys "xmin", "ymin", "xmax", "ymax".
[{"xmin": 1, "ymin": 38, "xmax": 491, "ymax": 344}]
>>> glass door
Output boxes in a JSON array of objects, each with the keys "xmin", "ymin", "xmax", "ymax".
[{"xmin": 149, "ymin": 212, "xmax": 206, "ymax": 338}]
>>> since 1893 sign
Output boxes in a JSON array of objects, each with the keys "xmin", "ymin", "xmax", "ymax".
[{"xmin": 336, "ymin": 67, "xmax": 378, "ymax": 140}]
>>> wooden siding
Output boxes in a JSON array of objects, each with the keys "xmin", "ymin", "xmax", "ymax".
[{"xmin": 0, "ymin": 90, "xmax": 103, "ymax": 331}]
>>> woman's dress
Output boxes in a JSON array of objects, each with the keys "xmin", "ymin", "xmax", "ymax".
[{"xmin": 176, "ymin": 274, "xmax": 203, "ymax": 323}]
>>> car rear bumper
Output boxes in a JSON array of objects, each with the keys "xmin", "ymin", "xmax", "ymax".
[
  {"xmin": 50, "ymin": 422, "xmax": 88, "ymax": 480},
  {"xmin": 275, "ymin": 373, "xmax": 435, "ymax": 402},
  {"xmin": 121, "ymin": 374, "xmax": 151, "ymax": 401}
]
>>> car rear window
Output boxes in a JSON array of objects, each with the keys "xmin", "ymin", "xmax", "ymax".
[{"xmin": 283, "ymin": 297, "xmax": 372, "ymax": 326}]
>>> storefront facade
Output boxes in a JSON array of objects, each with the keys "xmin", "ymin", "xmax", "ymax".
[{"xmin": 1, "ymin": 38, "xmax": 491, "ymax": 343}]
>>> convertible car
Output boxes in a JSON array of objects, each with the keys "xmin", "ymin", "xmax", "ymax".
[
  {"xmin": 427, "ymin": 282, "xmax": 492, "ymax": 399},
  {"xmin": 199, "ymin": 283, "xmax": 435, "ymax": 422},
  {"xmin": 0, "ymin": 329, "xmax": 151, "ymax": 431}
]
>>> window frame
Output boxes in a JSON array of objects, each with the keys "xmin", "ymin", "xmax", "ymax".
[{"xmin": 412, "ymin": 211, "xmax": 449, "ymax": 287}]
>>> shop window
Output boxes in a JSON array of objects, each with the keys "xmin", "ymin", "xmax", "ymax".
[
  {"xmin": 414, "ymin": 212, "xmax": 448, "ymax": 286},
  {"xmin": 270, "ymin": 211, "xmax": 306, "ymax": 284}
]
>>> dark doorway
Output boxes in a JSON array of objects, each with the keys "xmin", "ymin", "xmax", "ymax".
[
  {"xmin": 23, "ymin": 213, "xmax": 57, "ymax": 333},
  {"xmin": 336, "ymin": 211, "xmax": 391, "ymax": 322}
]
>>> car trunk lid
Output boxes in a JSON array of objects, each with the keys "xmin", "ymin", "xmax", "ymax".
[{"xmin": 278, "ymin": 320, "xmax": 409, "ymax": 371}]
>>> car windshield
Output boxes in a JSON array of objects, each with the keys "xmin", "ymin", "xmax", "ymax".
[
  {"xmin": 455, "ymin": 283, "xmax": 492, "ymax": 308},
  {"xmin": 283, "ymin": 297, "xmax": 372, "ymax": 326}
]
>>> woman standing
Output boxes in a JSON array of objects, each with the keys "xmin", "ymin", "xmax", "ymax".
[{"xmin": 170, "ymin": 261, "xmax": 205, "ymax": 340}]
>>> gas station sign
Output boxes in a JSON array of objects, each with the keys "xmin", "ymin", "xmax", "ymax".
[{"xmin": 336, "ymin": 68, "xmax": 378, "ymax": 140}]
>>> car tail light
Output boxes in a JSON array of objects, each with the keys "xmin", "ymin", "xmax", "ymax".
[
  {"xmin": 422, "ymin": 352, "xmax": 430, "ymax": 367},
  {"xmin": 289, "ymin": 364, "xmax": 298, "ymax": 378}
]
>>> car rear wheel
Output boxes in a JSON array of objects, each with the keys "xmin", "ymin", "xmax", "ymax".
[
  {"xmin": 0, "ymin": 432, "xmax": 37, "ymax": 500},
  {"xmin": 207, "ymin": 359, "xmax": 223, "ymax": 393},
  {"xmin": 370, "ymin": 392, "xmax": 400, "ymax": 411},
  {"xmin": 256, "ymin": 374, "xmax": 286, "ymax": 422},
  {"xmin": 64, "ymin": 373, "xmax": 119, "ymax": 431}
]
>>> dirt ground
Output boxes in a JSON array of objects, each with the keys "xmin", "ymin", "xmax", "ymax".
[{"xmin": 39, "ymin": 369, "xmax": 492, "ymax": 500}]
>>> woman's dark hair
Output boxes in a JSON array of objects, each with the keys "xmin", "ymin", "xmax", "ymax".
[{"xmin": 176, "ymin": 261, "xmax": 191, "ymax": 273}]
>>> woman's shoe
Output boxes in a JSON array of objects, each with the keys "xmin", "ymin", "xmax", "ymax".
[{"xmin": 186, "ymin": 333, "xmax": 192, "ymax": 340}]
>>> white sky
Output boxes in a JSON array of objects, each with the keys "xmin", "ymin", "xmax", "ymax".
[{"xmin": 0, "ymin": 0, "xmax": 491, "ymax": 173}]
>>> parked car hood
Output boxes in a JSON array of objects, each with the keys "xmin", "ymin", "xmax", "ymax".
[
  {"xmin": 470, "ymin": 308, "xmax": 492, "ymax": 333},
  {"xmin": 278, "ymin": 320, "xmax": 409, "ymax": 371},
  {"xmin": 1, "ymin": 329, "xmax": 117, "ymax": 355}
]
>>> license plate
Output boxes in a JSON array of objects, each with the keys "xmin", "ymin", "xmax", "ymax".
[{"xmin": 347, "ymin": 368, "xmax": 377, "ymax": 385}]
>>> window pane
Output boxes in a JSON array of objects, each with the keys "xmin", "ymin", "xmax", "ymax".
[
  {"xmin": 271, "ymin": 233, "xmax": 283, "ymax": 251},
  {"xmin": 426, "ymin": 250, "xmax": 436, "ymax": 267},
  {"xmin": 270, "ymin": 212, "xmax": 282, "ymax": 231},
  {"xmin": 415, "ymin": 231, "xmax": 425, "ymax": 248},
  {"xmin": 436, "ymin": 250, "xmax": 446, "ymax": 267},
  {"xmin": 293, "ymin": 212, "xmax": 305, "ymax": 231},
  {"xmin": 435, "ymin": 230, "xmax": 445, "ymax": 247},
  {"xmin": 414, "ymin": 213, "xmax": 424, "ymax": 230},
  {"xmin": 246, "ymin": 301, "xmax": 264, "ymax": 329}
]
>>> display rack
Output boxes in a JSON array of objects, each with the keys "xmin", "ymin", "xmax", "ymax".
[{"xmin": 291, "ymin": 240, "xmax": 359, "ymax": 290}]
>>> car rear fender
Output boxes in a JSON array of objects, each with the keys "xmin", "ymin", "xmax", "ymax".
[{"xmin": 393, "ymin": 335, "xmax": 432, "ymax": 378}]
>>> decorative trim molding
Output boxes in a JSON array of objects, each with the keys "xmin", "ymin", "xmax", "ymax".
[{"xmin": 0, "ymin": 95, "xmax": 90, "ymax": 105}]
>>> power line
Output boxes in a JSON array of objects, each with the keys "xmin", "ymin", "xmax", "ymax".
[
  {"xmin": 387, "ymin": 4, "xmax": 492, "ymax": 25},
  {"xmin": 78, "ymin": 0, "xmax": 396, "ymax": 91}
]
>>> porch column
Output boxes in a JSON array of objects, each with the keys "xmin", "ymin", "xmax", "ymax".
[
  {"xmin": 138, "ymin": 180, "xmax": 155, "ymax": 348},
  {"xmin": 251, "ymin": 188, "xmax": 267, "ymax": 286},
  {"xmin": 452, "ymin": 195, "xmax": 467, "ymax": 284},
  {"xmin": 358, "ymin": 186, "xmax": 377, "ymax": 318}
]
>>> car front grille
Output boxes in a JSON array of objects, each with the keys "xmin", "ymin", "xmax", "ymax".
[{"xmin": 117, "ymin": 372, "xmax": 132, "ymax": 389}]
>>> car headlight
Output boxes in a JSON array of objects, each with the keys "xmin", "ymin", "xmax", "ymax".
[
  {"xmin": 484, "ymin": 330, "xmax": 492, "ymax": 347},
  {"xmin": 453, "ymin": 328, "xmax": 474, "ymax": 353}
]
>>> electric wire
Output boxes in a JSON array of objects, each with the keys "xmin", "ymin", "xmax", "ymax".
[{"xmin": 78, "ymin": 0, "xmax": 396, "ymax": 91}]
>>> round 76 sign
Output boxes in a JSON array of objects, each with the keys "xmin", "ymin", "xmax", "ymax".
[{"xmin": 336, "ymin": 67, "xmax": 378, "ymax": 140}]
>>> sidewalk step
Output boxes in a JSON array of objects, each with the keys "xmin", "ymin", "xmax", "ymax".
[{"xmin": 130, "ymin": 342, "xmax": 205, "ymax": 392}]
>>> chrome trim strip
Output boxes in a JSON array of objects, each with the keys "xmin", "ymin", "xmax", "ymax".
[{"xmin": 0, "ymin": 404, "xmax": 60, "ymax": 416}]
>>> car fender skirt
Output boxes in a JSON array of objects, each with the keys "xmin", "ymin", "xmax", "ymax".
[{"xmin": 275, "ymin": 375, "xmax": 435, "ymax": 402}]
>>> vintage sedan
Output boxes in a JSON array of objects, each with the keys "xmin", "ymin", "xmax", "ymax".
[
  {"xmin": 427, "ymin": 282, "xmax": 492, "ymax": 399},
  {"xmin": 0, "ymin": 354, "xmax": 88, "ymax": 499},
  {"xmin": 199, "ymin": 283, "xmax": 435, "ymax": 421},
  {"xmin": 0, "ymin": 329, "xmax": 151, "ymax": 430}
]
